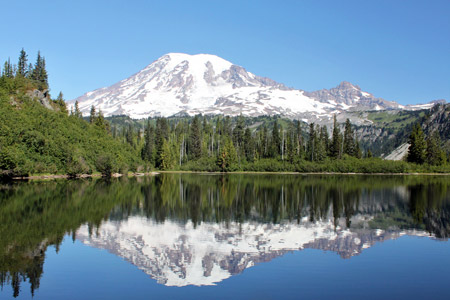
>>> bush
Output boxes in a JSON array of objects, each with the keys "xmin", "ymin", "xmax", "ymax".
[
  {"xmin": 180, "ymin": 157, "xmax": 220, "ymax": 172},
  {"xmin": 95, "ymin": 155, "xmax": 115, "ymax": 177},
  {"xmin": 66, "ymin": 156, "xmax": 91, "ymax": 177}
]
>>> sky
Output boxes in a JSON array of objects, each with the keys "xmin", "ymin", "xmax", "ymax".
[{"xmin": 2, "ymin": 0, "xmax": 449, "ymax": 105}]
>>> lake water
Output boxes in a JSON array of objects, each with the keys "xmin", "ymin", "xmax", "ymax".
[{"xmin": 1, "ymin": 174, "xmax": 449, "ymax": 299}]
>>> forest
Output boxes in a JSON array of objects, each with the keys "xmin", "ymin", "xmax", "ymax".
[{"xmin": 0, "ymin": 49, "xmax": 449, "ymax": 178}]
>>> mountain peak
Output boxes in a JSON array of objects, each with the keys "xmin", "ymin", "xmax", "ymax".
[
  {"xmin": 157, "ymin": 52, "xmax": 234, "ymax": 73},
  {"xmin": 70, "ymin": 53, "xmax": 421, "ymax": 120},
  {"xmin": 338, "ymin": 81, "xmax": 361, "ymax": 90}
]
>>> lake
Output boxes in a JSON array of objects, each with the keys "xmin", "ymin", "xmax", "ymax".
[{"xmin": 1, "ymin": 174, "xmax": 449, "ymax": 299}]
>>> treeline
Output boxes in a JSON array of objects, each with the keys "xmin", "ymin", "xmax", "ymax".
[
  {"xmin": 407, "ymin": 123, "xmax": 447, "ymax": 166},
  {"xmin": 2, "ymin": 48, "xmax": 48, "ymax": 91},
  {"xmin": 117, "ymin": 111, "xmax": 448, "ymax": 173}
]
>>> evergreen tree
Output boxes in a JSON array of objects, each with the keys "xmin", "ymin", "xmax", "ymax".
[
  {"xmin": 355, "ymin": 139, "xmax": 362, "ymax": 159},
  {"xmin": 17, "ymin": 48, "xmax": 28, "ymax": 77},
  {"xmin": 141, "ymin": 120, "xmax": 155, "ymax": 164},
  {"xmin": 89, "ymin": 106, "xmax": 96, "ymax": 124},
  {"xmin": 55, "ymin": 92, "xmax": 67, "ymax": 114},
  {"xmin": 95, "ymin": 109, "xmax": 110, "ymax": 132},
  {"xmin": 426, "ymin": 131, "xmax": 446, "ymax": 166},
  {"xmin": 295, "ymin": 120, "xmax": 304, "ymax": 159},
  {"xmin": 189, "ymin": 115, "xmax": 202, "ymax": 160},
  {"xmin": 330, "ymin": 115, "xmax": 342, "ymax": 159},
  {"xmin": 306, "ymin": 123, "xmax": 316, "ymax": 161},
  {"xmin": 233, "ymin": 115, "xmax": 245, "ymax": 152},
  {"xmin": 159, "ymin": 139, "xmax": 175, "ymax": 170},
  {"xmin": 270, "ymin": 119, "xmax": 281, "ymax": 158},
  {"xmin": 315, "ymin": 125, "xmax": 326, "ymax": 162},
  {"xmin": 217, "ymin": 137, "xmax": 237, "ymax": 171},
  {"xmin": 319, "ymin": 125, "xmax": 329, "ymax": 154},
  {"xmin": 261, "ymin": 125, "xmax": 269, "ymax": 158},
  {"xmin": 155, "ymin": 118, "xmax": 169, "ymax": 168},
  {"xmin": 2, "ymin": 58, "xmax": 13, "ymax": 78},
  {"xmin": 286, "ymin": 123, "xmax": 296, "ymax": 163},
  {"xmin": 31, "ymin": 51, "xmax": 48, "ymax": 90},
  {"xmin": 27, "ymin": 63, "xmax": 33, "ymax": 79},
  {"xmin": 343, "ymin": 119, "xmax": 355, "ymax": 156},
  {"xmin": 243, "ymin": 127, "xmax": 255, "ymax": 162},
  {"xmin": 125, "ymin": 123, "xmax": 134, "ymax": 148},
  {"xmin": 407, "ymin": 123, "xmax": 426, "ymax": 164},
  {"xmin": 367, "ymin": 149, "xmax": 373, "ymax": 158},
  {"xmin": 74, "ymin": 101, "xmax": 82, "ymax": 118},
  {"xmin": 223, "ymin": 116, "xmax": 232, "ymax": 137}
]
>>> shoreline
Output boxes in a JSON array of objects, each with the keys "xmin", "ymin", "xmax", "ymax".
[
  {"xmin": 11, "ymin": 172, "xmax": 160, "ymax": 181},
  {"xmin": 8, "ymin": 170, "xmax": 450, "ymax": 180}
]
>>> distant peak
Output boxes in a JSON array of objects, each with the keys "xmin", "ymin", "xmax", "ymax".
[
  {"xmin": 162, "ymin": 52, "xmax": 228, "ymax": 61},
  {"xmin": 338, "ymin": 81, "xmax": 361, "ymax": 90}
]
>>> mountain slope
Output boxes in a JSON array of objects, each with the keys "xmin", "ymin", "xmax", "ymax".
[
  {"xmin": 0, "ymin": 76, "xmax": 140, "ymax": 177},
  {"xmin": 71, "ymin": 53, "xmax": 439, "ymax": 120}
]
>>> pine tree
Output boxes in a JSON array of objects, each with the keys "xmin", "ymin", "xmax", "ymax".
[
  {"xmin": 330, "ymin": 115, "xmax": 342, "ymax": 159},
  {"xmin": 261, "ymin": 125, "xmax": 269, "ymax": 158},
  {"xmin": 319, "ymin": 125, "xmax": 329, "ymax": 154},
  {"xmin": 141, "ymin": 120, "xmax": 155, "ymax": 164},
  {"xmin": 89, "ymin": 106, "xmax": 96, "ymax": 123},
  {"xmin": 155, "ymin": 118, "xmax": 169, "ymax": 168},
  {"xmin": 306, "ymin": 123, "xmax": 316, "ymax": 161},
  {"xmin": 189, "ymin": 115, "xmax": 202, "ymax": 160},
  {"xmin": 407, "ymin": 123, "xmax": 426, "ymax": 164},
  {"xmin": 74, "ymin": 101, "xmax": 82, "ymax": 118},
  {"xmin": 315, "ymin": 125, "xmax": 326, "ymax": 162},
  {"xmin": 355, "ymin": 139, "xmax": 362, "ymax": 159},
  {"xmin": 343, "ymin": 119, "xmax": 355, "ymax": 157},
  {"xmin": 223, "ymin": 116, "xmax": 232, "ymax": 137},
  {"xmin": 233, "ymin": 115, "xmax": 245, "ymax": 152},
  {"xmin": 217, "ymin": 137, "xmax": 237, "ymax": 171},
  {"xmin": 270, "ymin": 119, "xmax": 281, "ymax": 158},
  {"xmin": 243, "ymin": 127, "xmax": 255, "ymax": 162},
  {"xmin": 27, "ymin": 63, "xmax": 33, "ymax": 78},
  {"xmin": 126, "ymin": 124, "xmax": 134, "ymax": 148},
  {"xmin": 55, "ymin": 92, "xmax": 67, "ymax": 114},
  {"xmin": 2, "ymin": 58, "xmax": 13, "ymax": 78},
  {"xmin": 286, "ymin": 123, "xmax": 296, "ymax": 163},
  {"xmin": 160, "ymin": 139, "xmax": 175, "ymax": 170},
  {"xmin": 95, "ymin": 109, "xmax": 110, "ymax": 132},
  {"xmin": 31, "ymin": 51, "xmax": 48, "ymax": 90},
  {"xmin": 295, "ymin": 120, "xmax": 304, "ymax": 158},
  {"xmin": 17, "ymin": 48, "xmax": 28, "ymax": 77},
  {"xmin": 426, "ymin": 131, "xmax": 445, "ymax": 166}
]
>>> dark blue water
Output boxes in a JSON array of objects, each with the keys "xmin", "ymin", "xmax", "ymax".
[{"xmin": 1, "ymin": 174, "xmax": 449, "ymax": 299}]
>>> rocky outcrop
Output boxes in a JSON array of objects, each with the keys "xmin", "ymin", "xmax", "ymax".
[{"xmin": 26, "ymin": 89, "xmax": 54, "ymax": 110}]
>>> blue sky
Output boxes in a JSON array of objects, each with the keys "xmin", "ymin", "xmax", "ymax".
[{"xmin": 2, "ymin": 0, "xmax": 449, "ymax": 105}]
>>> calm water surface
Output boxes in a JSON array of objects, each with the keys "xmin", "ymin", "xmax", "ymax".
[{"xmin": 0, "ymin": 174, "xmax": 449, "ymax": 299}]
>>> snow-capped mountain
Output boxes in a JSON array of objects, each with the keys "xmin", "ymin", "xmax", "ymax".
[
  {"xmin": 70, "ymin": 53, "xmax": 442, "ymax": 120},
  {"xmin": 76, "ymin": 216, "xmax": 432, "ymax": 287}
]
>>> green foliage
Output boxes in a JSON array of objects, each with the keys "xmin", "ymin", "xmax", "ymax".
[
  {"xmin": 426, "ymin": 131, "xmax": 446, "ymax": 166},
  {"xmin": 217, "ymin": 138, "xmax": 238, "ymax": 171},
  {"xmin": 0, "ymin": 75, "xmax": 140, "ymax": 177},
  {"xmin": 343, "ymin": 118, "xmax": 356, "ymax": 157},
  {"xmin": 407, "ymin": 123, "xmax": 427, "ymax": 164},
  {"xmin": 330, "ymin": 115, "xmax": 342, "ymax": 159},
  {"xmin": 188, "ymin": 115, "xmax": 202, "ymax": 160}
]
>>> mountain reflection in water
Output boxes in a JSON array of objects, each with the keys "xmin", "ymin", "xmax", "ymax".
[{"xmin": 1, "ymin": 174, "xmax": 449, "ymax": 297}]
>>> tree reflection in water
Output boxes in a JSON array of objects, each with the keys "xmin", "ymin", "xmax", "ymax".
[{"xmin": 0, "ymin": 174, "xmax": 449, "ymax": 297}]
